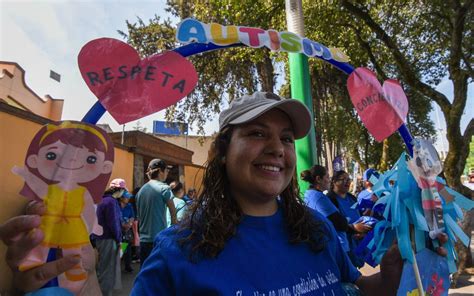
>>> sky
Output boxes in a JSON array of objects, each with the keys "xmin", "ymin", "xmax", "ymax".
[
  {"xmin": 1, "ymin": 0, "xmax": 472, "ymax": 149},
  {"xmin": 0, "ymin": 0, "xmax": 221, "ymax": 135}
]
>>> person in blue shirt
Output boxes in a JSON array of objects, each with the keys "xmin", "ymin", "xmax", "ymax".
[
  {"xmin": 357, "ymin": 168, "xmax": 380, "ymax": 216},
  {"xmin": 301, "ymin": 165, "xmax": 353, "ymax": 253},
  {"xmin": 182, "ymin": 187, "xmax": 196, "ymax": 203},
  {"xmin": 327, "ymin": 170, "xmax": 371, "ymax": 268},
  {"xmin": 166, "ymin": 181, "xmax": 187, "ymax": 227},
  {"xmin": 132, "ymin": 92, "xmax": 366, "ymax": 295},
  {"xmin": 4, "ymin": 92, "xmax": 445, "ymax": 295},
  {"xmin": 115, "ymin": 178, "xmax": 135, "ymax": 273}
]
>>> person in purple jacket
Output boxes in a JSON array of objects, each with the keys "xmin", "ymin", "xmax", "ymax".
[{"xmin": 92, "ymin": 180, "xmax": 125, "ymax": 296}]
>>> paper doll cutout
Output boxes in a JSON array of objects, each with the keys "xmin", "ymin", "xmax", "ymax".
[
  {"xmin": 407, "ymin": 139, "xmax": 446, "ymax": 240},
  {"xmin": 12, "ymin": 121, "xmax": 114, "ymax": 294}
]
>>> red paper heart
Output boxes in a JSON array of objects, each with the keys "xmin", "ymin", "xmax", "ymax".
[
  {"xmin": 78, "ymin": 38, "xmax": 198, "ymax": 124},
  {"xmin": 347, "ymin": 67, "xmax": 408, "ymax": 142}
]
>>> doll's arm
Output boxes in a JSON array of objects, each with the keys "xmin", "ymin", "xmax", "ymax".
[
  {"xmin": 83, "ymin": 191, "xmax": 102, "ymax": 236},
  {"xmin": 12, "ymin": 166, "xmax": 48, "ymax": 199}
]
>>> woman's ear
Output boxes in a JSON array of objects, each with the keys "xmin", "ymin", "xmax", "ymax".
[{"xmin": 314, "ymin": 175, "xmax": 321, "ymax": 184}]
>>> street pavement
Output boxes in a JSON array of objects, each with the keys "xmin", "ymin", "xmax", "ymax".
[{"xmin": 116, "ymin": 261, "xmax": 139, "ymax": 296}]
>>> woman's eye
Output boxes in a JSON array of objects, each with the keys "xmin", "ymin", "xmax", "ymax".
[
  {"xmin": 250, "ymin": 131, "xmax": 264, "ymax": 137},
  {"xmin": 282, "ymin": 137, "xmax": 294, "ymax": 144},
  {"xmin": 46, "ymin": 152, "xmax": 57, "ymax": 160},
  {"xmin": 87, "ymin": 156, "xmax": 97, "ymax": 164}
]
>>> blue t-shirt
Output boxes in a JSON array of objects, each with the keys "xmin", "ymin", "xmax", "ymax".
[
  {"xmin": 357, "ymin": 190, "xmax": 375, "ymax": 212},
  {"xmin": 121, "ymin": 203, "xmax": 135, "ymax": 223},
  {"xmin": 136, "ymin": 180, "xmax": 172, "ymax": 243},
  {"xmin": 305, "ymin": 189, "xmax": 350, "ymax": 252},
  {"xmin": 304, "ymin": 189, "xmax": 337, "ymax": 217},
  {"xmin": 336, "ymin": 195, "xmax": 360, "ymax": 224},
  {"xmin": 357, "ymin": 189, "xmax": 373, "ymax": 203},
  {"xmin": 131, "ymin": 208, "xmax": 361, "ymax": 295}
]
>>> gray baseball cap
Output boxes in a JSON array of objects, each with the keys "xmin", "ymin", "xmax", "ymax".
[{"xmin": 219, "ymin": 92, "xmax": 311, "ymax": 139}]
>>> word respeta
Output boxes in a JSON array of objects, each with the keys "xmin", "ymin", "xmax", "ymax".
[{"xmin": 86, "ymin": 65, "xmax": 186, "ymax": 93}]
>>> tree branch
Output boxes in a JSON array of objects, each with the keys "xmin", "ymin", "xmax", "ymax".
[
  {"xmin": 447, "ymin": 0, "xmax": 468, "ymax": 80},
  {"xmin": 462, "ymin": 118, "xmax": 474, "ymax": 144},
  {"xmin": 462, "ymin": 52, "xmax": 474, "ymax": 80},
  {"xmin": 350, "ymin": 25, "xmax": 389, "ymax": 80},
  {"xmin": 339, "ymin": 0, "xmax": 452, "ymax": 112}
]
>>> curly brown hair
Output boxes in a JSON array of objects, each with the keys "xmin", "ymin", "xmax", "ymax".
[{"xmin": 179, "ymin": 127, "xmax": 327, "ymax": 260}]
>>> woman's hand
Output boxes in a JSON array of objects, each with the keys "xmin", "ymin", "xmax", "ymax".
[
  {"xmin": 0, "ymin": 200, "xmax": 100, "ymax": 295},
  {"xmin": 353, "ymin": 222, "xmax": 372, "ymax": 233},
  {"xmin": 356, "ymin": 232, "xmax": 449, "ymax": 296}
]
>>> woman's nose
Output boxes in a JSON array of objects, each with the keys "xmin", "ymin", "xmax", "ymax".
[{"xmin": 264, "ymin": 136, "xmax": 284, "ymax": 157}]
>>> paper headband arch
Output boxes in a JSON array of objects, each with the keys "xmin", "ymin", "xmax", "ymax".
[
  {"xmin": 176, "ymin": 19, "xmax": 350, "ymax": 64},
  {"xmin": 82, "ymin": 18, "xmax": 413, "ymax": 152}
]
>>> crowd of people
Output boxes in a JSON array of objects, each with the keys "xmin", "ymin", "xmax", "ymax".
[
  {"xmin": 91, "ymin": 163, "xmax": 196, "ymax": 295},
  {"xmin": 301, "ymin": 166, "xmax": 383, "ymax": 269},
  {"xmin": 0, "ymin": 91, "xmax": 449, "ymax": 295}
]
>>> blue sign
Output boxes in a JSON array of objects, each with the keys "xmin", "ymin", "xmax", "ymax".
[
  {"xmin": 397, "ymin": 249, "xmax": 449, "ymax": 296},
  {"xmin": 153, "ymin": 121, "xmax": 188, "ymax": 135}
]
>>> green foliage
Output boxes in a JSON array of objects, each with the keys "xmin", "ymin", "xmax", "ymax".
[{"xmin": 118, "ymin": 0, "xmax": 468, "ymax": 171}]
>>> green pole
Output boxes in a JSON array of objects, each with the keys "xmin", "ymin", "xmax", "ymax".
[
  {"xmin": 286, "ymin": 0, "xmax": 317, "ymax": 194},
  {"xmin": 289, "ymin": 53, "xmax": 317, "ymax": 193}
]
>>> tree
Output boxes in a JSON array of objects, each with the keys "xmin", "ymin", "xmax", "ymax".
[
  {"xmin": 284, "ymin": 1, "xmax": 436, "ymax": 171},
  {"xmin": 334, "ymin": 0, "xmax": 473, "ymax": 277},
  {"xmin": 338, "ymin": 0, "xmax": 473, "ymax": 194},
  {"xmin": 118, "ymin": 1, "xmax": 436, "ymax": 171},
  {"xmin": 119, "ymin": 1, "xmax": 288, "ymax": 134},
  {"xmin": 133, "ymin": 120, "xmax": 147, "ymax": 133}
]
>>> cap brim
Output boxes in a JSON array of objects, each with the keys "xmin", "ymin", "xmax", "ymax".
[{"xmin": 228, "ymin": 99, "xmax": 311, "ymax": 139}]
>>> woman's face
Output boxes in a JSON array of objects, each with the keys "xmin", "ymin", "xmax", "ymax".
[
  {"xmin": 317, "ymin": 172, "xmax": 330, "ymax": 191},
  {"xmin": 334, "ymin": 173, "xmax": 351, "ymax": 194},
  {"xmin": 225, "ymin": 109, "xmax": 296, "ymax": 206}
]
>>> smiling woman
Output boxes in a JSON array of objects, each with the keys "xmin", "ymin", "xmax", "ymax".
[
  {"xmin": 2, "ymin": 93, "xmax": 406, "ymax": 296},
  {"xmin": 130, "ymin": 92, "xmax": 363, "ymax": 295}
]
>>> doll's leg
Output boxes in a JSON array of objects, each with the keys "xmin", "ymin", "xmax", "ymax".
[
  {"xmin": 62, "ymin": 247, "xmax": 87, "ymax": 281},
  {"xmin": 59, "ymin": 244, "xmax": 98, "ymax": 295},
  {"xmin": 18, "ymin": 244, "xmax": 49, "ymax": 271}
]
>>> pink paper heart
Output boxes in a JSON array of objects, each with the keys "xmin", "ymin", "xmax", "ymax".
[
  {"xmin": 78, "ymin": 38, "xmax": 198, "ymax": 124},
  {"xmin": 347, "ymin": 67, "xmax": 408, "ymax": 142}
]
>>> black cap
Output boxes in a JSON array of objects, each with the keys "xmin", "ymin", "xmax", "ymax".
[{"xmin": 148, "ymin": 159, "xmax": 172, "ymax": 171}]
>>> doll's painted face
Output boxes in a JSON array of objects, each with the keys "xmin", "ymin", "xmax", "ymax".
[
  {"xmin": 27, "ymin": 140, "xmax": 113, "ymax": 184},
  {"xmin": 412, "ymin": 140, "xmax": 442, "ymax": 180}
]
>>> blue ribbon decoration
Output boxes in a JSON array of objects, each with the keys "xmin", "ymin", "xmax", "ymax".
[{"xmin": 362, "ymin": 152, "xmax": 474, "ymax": 273}]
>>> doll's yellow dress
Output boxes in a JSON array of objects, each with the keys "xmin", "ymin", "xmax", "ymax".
[{"xmin": 41, "ymin": 184, "xmax": 90, "ymax": 248}]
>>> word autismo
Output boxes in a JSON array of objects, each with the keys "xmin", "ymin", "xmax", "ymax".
[{"xmin": 176, "ymin": 19, "xmax": 349, "ymax": 63}]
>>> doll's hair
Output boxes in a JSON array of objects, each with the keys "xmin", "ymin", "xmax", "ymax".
[{"xmin": 20, "ymin": 121, "xmax": 114, "ymax": 203}]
